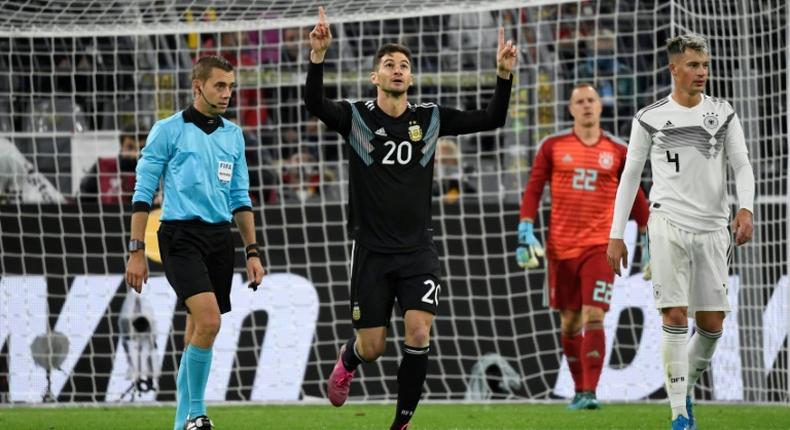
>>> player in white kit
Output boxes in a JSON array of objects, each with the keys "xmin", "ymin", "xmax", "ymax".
[{"xmin": 606, "ymin": 33, "xmax": 755, "ymax": 430}]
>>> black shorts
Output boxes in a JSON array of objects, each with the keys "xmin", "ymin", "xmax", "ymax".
[
  {"xmin": 157, "ymin": 220, "xmax": 235, "ymax": 314},
  {"xmin": 349, "ymin": 241, "xmax": 442, "ymax": 329}
]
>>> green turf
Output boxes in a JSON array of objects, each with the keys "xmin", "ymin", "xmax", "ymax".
[{"xmin": 1, "ymin": 402, "xmax": 788, "ymax": 430}]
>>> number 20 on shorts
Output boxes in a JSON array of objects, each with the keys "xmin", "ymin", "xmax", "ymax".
[{"xmin": 422, "ymin": 280, "xmax": 441, "ymax": 305}]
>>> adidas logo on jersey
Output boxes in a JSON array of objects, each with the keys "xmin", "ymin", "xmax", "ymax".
[
  {"xmin": 375, "ymin": 127, "xmax": 387, "ymax": 137},
  {"xmin": 562, "ymin": 154, "xmax": 573, "ymax": 163},
  {"xmin": 663, "ymin": 120, "xmax": 674, "ymax": 128}
]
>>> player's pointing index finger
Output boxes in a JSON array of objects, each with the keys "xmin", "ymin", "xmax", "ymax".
[
  {"xmin": 319, "ymin": 6, "xmax": 327, "ymax": 24},
  {"xmin": 498, "ymin": 27, "xmax": 504, "ymax": 51}
]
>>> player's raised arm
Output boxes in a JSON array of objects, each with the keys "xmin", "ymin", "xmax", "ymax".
[
  {"xmin": 304, "ymin": 6, "xmax": 351, "ymax": 135},
  {"xmin": 496, "ymin": 26, "xmax": 518, "ymax": 80},
  {"xmin": 309, "ymin": 6, "xmax": 333, "ymax": 64},
  {"xmin": 437, "ymin": 28, "xmax": 515, "ymax": 136}
]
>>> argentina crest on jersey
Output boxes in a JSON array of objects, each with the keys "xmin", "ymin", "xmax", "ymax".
[{"xmin": 408, "ymin": 120, "xmax": 423, "ymax": 142}]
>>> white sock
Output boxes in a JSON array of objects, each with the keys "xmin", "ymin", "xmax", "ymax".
[
  {"xmin": 662, "ymin": 324, "xmax": 689, "ymax": 419},
  {"xmin": 687, "ymin": 326, "xmax": 722, "ymax": 396}
]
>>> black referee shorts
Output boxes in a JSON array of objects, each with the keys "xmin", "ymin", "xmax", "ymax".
[
  {"xmin": 157, "ymin": 220, "xmax": 235, "ymax": 314},
  {"xmin": 349, "ymin": 241, "xmax": 442, "ymax": 329}
]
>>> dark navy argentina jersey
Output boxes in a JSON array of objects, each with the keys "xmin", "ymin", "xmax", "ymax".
[
  {"xmin": 344, "ymin": 99, "xmax": 441, "ymax": 251},
  {"xmin": 305, "ymin": 62, "xmax": 512, "ymax": 252}
]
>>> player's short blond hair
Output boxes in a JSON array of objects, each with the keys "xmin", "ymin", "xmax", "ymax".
[
  {"xmin": 666, "ymin": 33, "xmax": 709, "ymax": 58},
  {"xmin": 571, "ymin": 82, "xmax": 597, "ymax": 95}
]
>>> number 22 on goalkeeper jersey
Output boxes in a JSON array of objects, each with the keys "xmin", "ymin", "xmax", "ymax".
[{"xmin": 520, "ymin": 129, "xmax": 648, "ymax": 261}]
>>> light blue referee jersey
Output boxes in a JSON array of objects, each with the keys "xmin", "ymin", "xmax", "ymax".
[{"xmin": 132, "ymin": 109, "xmax": 252, "ymax": 223}]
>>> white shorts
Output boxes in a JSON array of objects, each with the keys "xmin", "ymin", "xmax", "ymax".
[{"xmin": 648, "ymin": 212, "xmax": 732, "ymax": 316}]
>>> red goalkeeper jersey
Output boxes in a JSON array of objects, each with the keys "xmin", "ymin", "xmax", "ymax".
[{"xmin": 520, "ymin": 129, "xmax": 649, "ymax": 260}]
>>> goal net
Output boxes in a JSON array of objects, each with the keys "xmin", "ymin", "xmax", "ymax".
[{"xmin": 0, "ymin": 0, "xmax": 787, "ymax": 405}]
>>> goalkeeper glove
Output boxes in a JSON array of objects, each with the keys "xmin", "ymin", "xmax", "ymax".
[
  {"xmin": 516, "ymin": 221, "xmax": 545, "ymax": 269},
  {"xmin": 639, "ymin": 232, "xmax": 651, "ymax": 280}
]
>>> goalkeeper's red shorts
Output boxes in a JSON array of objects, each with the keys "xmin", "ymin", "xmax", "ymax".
[{"xmin": 547, "ymin": 245, "xmax": 613, "ymax": 311}]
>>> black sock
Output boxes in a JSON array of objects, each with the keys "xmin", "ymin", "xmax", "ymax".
[
  {"xmin": 341, "ymin": 336, "xmax": 363, "ymax": 371},
  {"xmin": 390, "ymin": 344, "xmax": 429, "ymax": 430}
]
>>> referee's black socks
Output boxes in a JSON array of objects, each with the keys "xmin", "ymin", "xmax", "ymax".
[{"xmin": 391, "ymin": 344, "xmax": 430, "ymax": 430}]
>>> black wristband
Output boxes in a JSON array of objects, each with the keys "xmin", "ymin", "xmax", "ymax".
[
  {"xmin": 246, "ymin": 251, "xmax": 260, "ymax": 260},
  {"xmin": 245, "ymin": 243, "xmax": 259, "ymax": 253}
]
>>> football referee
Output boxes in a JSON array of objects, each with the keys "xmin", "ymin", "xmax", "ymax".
[{"xmin": 124, "ymin": 55, "xmax": 265, "ymax": 430}]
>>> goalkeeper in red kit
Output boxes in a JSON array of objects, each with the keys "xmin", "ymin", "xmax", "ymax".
[{"xmin": 517, "ymin": 83, "xmax": 650, "ymax": 409}]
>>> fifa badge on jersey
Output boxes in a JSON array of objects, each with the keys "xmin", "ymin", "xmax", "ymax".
[
  {"xmin": 598, "ymin": 151, "xmax": 614, "ymax": 169},
  {"xmin": 408, "ymin": 122, "xmax": 423, "ymax": 142},
  {"xmin": 217, "ymin": 161, "xmax": 233, "ymax": 183},
  {"xmin": 703, "ymin": 112, "xmax": 719, "ymax": 129},
  {"xmin": 352, "ymin": 304, "xmax": 361, "ymax": 321}
]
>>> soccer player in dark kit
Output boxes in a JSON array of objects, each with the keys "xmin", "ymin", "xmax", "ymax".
[{"xmin": 305, "ymin": 7, "xmax": 517, "ymax": 430}]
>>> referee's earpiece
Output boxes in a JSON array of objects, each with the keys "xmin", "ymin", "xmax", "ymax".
[{"xmin": 198, "ymin": 86, "xmax": 218, "ymax": 109}]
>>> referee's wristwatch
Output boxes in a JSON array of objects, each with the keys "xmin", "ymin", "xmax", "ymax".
[
  {"xmin": 128, "ymin": 240, "xmax": 146, "ymax": 253},
  {"xmin": 245, "ymin": 242, "xmax": 260, "ymax": 260}
]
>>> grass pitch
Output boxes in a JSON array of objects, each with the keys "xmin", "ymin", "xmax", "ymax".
[{"xmin": 1, "ymin": 402, "xmax": 788, "ymax": 430}]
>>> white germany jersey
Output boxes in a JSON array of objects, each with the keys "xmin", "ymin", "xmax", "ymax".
[{"xmin": 629, "ymin": 94, "xmax": 747, "ymax": 232}]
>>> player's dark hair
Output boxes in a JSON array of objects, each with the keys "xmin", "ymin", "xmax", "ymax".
[
  {"xmin": 192, "ymin": 55, "xmax": 234, "ymax": 82},
  {"xmin": 666, "ymin": 33, "xmax": 709, "ymax": 58},
  {"xmin": 373, "ymin": 43, "xmax": 413, "ymax": 71}
]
